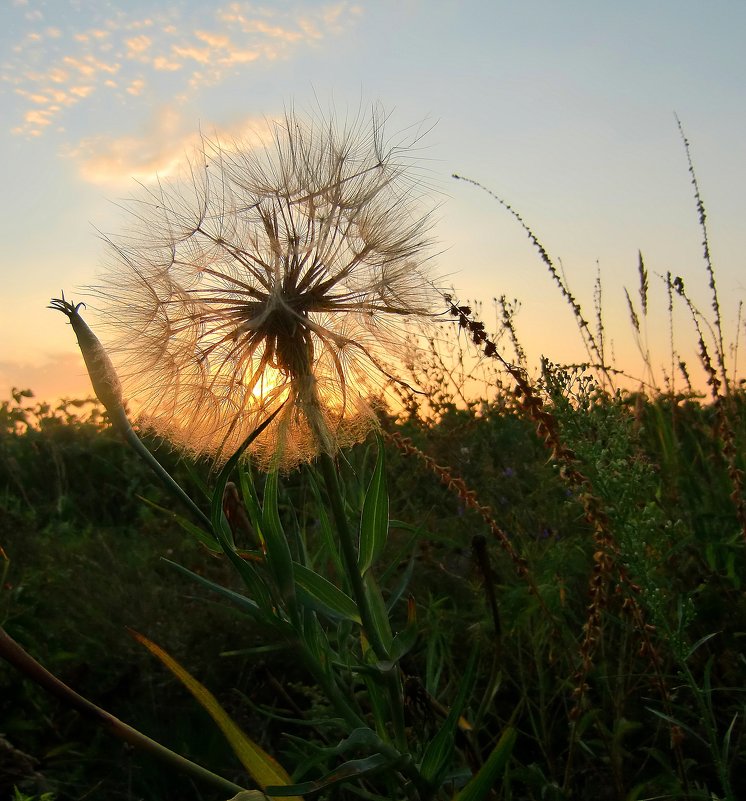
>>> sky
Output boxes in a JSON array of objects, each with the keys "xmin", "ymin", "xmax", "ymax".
[{"xmin": 1, "ymin": 0, "xmax": 745, "ymax": 405}]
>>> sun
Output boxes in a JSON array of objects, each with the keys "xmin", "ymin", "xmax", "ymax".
[{"xmin": 248, "ymin": 365, "xmax": 285, "ymax": 401}]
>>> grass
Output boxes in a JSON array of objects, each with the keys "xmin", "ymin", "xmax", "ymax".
[
  {"xmin": 2, "ymin": 134, "xmax": 745, "ymax": 800},
  {"xmin": 3, "ymin": 373, "xmax": 745, "ymax": 799}
]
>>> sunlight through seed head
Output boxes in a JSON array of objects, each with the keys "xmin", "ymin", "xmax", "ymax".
[{"xmin": 93, "ymin": 107, "xmax": 440, "ymax": 470}]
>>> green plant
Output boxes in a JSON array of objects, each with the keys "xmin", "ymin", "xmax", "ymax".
[
  {"xmin": 3, "ymin": 108, "xmax": 517, "ymax": 801},
  {"xmin": 12, "ymin": 787, "xmax": 56, "ymax": 801}
]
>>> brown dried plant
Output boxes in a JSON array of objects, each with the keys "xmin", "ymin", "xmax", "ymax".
[
  {"xmin": 451, "ymin": 173, "xmax": 615, "ymax": 391},
  {"xmin": 437, "ymin": 297, "xmax": 685, "ymax": 786},
  {"xmin": 673, "ymin": 276, "xmax": 746, "ymax": 541}
]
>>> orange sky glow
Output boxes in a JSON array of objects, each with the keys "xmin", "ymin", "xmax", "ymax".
[{"xmin": 2, "ymin": 1, "xmax": 745, "ymax": 410}]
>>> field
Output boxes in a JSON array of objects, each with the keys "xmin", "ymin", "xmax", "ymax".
[{"xmin": 2, "ymin": 148, "xmax": 746, "ymax": 800}]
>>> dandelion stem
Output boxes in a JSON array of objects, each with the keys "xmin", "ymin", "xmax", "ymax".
[
  {"xmin": 50, "ymin": 294, "xmax": 213, "ymax": 533},
  {"xmin": 316, "ymin": 451, "xmax": 408, "ymax": 754},
  {"xmin": 317, "ymin": 451, "xmax": 386, "ymax": 657}
]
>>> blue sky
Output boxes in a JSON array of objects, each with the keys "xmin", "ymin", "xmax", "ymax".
[{"xmin": 2, "ymin": 0, "xmax": 745, "ymax": 401}]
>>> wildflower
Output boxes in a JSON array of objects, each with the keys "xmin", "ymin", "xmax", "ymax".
[{"xmin": 94, "ymin": 109, "xmax": 438, "ymax": 469}]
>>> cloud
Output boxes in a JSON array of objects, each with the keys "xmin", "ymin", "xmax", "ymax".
[
  {"xmin": 6, "ymin": 47, "xmax": 119, "ymax": 135},
  {"xmin": 75, "ymin": 29, "xmax": 110, "ymax": 43},
  {"xmin": 64, "ymin": 106, "xmax": 273, "ymax": 187},
  {"xmin": 70, "ymin": 84, "xmax": 95, "ymax": 98},
  {"xmin": 64, "ymin": 105, "xmax": 189, "ymax": 184},
  {"xmin": 62, "ymin": 54, "xmax": 119, "ymax": 77},
  {"xmin": 47, "ymin": 67, "xmax": 69, "ymax": 84},
  {"xmin": 195, "ymin": 30, "xmax": 230, "ymax": 48},
  {"xmin": 226, "ymin": 48, "xmax": 260, "ymax": 64},
  {"xmin": 6, "ymin": 3, "xmax": 363, "ymax": 138},
  {"xmin": 152, "ymin": 55, "xmax": 181, "ymax": 71},
  {"xmin": 125, "ymin": 77, "xmax": 145, "ymax": 96},
  {"xmin": 125, "ymin": 34, "xmax": 152, "ymax": 58},
  {"xmin": 171, "ymin": 43, "xmax": 212, "ymax": 64},
  {"xmin": 23, "ymin": 108, "xmax": 55, "ymax": 128},
  {"xmin": 15, "ymin": 88, "xmax": 51, "ymax": 104}
]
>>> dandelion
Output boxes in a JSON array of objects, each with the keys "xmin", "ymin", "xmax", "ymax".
[{"xmin": 94, "ymin": 108, "xmax": 439, "ymax": 469}]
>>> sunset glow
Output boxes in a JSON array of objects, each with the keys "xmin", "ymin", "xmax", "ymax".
[{"xmin": 2, "ymin": 1, "xmax": 745, "ymax": 405}]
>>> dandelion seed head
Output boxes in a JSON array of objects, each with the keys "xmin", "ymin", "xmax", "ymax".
[{"xmin": 93, "ymin": 107, "xmax": 440, "ymax": 469}]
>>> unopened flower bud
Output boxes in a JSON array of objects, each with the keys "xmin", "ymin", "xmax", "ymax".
[{"xmin": 49, "ymin": 295, "xmax": 124, "ymax": 416}]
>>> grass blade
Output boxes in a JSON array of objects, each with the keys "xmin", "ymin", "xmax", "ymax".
[
  {"xmin": 363, "ymin": 572, "xmax": 394, "ymax": 654},
  {"xmin": 210, "ymin": 404, "xmax": 286, "ymax": 541},
  {"xmin": 294, "ymin": 562, "xmax": 362, "ymax": 624},
  {"xmin": 452, "ymin": 727, "xmax": 516, "ymax": 800},
  {"xmin": 0, "ymin": 628, "xmax": 245, "ymax": 795},
  {"xmin": 358, "ymin": 437, "xmax": 388, "ymax": 576},
  {"xmin": 130, "ymin": 629, "xmax": 293, "ymax": 798},
  {"xmin": 265, "ymin": 753, "xmax": 390, "ymax": 796},
  {"xmin": 262, "ymin": 469, "xmax": 296, "ymax": 605},
  {"xmin": 162, "ymin": 558, "xmax": 290, "ymax": 634},
  {"xmin": 420, "ymin": 650, "xmax": 477, "ymax": 787},
  {"xmin": 137, "ymin": 495, "xmax": 220, "ymax": 552}
]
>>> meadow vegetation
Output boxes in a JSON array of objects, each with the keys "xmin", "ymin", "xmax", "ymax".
[{"xmin": 2, "ymin": 133, "xmax": 745, "ymax": 801}]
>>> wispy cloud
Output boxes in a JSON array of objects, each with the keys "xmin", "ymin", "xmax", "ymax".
[
  {"xmin": 125, "ymin": 78, "xmax": 145, "ymax": 96},
  {"xmin": 4, "ymin": 2, "xmax": 362, "ymax": 138},
  {"xmin": 62, "ymin": 105, "xmax": 272, "ymax": 186},
  {"xmin": 125, "ymin": 34, "xmax": 152, "ymax": 59},
  {"xmin": 152, "ymin": 55, "xmax": 182, "ymax": 71}
]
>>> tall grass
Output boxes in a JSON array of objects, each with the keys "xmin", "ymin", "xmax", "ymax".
[{"xmin": 2, "ymin": 131, "xmax": 745, "ymax": 800}]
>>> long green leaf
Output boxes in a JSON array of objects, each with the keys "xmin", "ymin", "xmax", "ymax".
[
  {"xmin": 385, "ymin": 555, "xmax": 415, "ymax": 613},
  {"xmin": 264, "ymin": 754, "xmax": 390, "ymax": 796},
  {"xmin": 138, "ymin": 495, "xmax": 220, "ymax": 551},
  {"xmin": 420, "ymin": 650, "xmax": 477, "ymax": 786},
  {"xmin": 685, "ymin": 631, "xmax": 719, "ymax": 661},
  {"xmin": 131, "ymin": 630, "xmax": 294, "ymax": 799},
  {"xmin": 238, "ymin": 463, "xmax": 264, "ymax": 533},
  {"xmin": 162, "ymin": 558, "xmax": 290, "ymax": 634},
  {"xmin": 293, "ymin": 563, "xmax": 361, "ymax": 624},
  {"xmin": 363, "ymin": 572, "xmax": 393, "ymax": 654},
  {"xmin": 262, "ymin": 469, "xmax": 295, "ymax": 605},
  {"xmin": 287, "ymin": 727, "xmax": 385, "ymax": 781},
  {"xmin": 207, "ymin": 408, "xmax": 285, "ymax": 611},
  {"xmin": 389, "ymin": 596, "xmax": 418, "ymax": 663},
  {"xmin": 452, "ymin": 727, "xmax": 516, "ymax": 801},
  {"xmin": 210, "ymin": 405, "xmax": 286, "ymax": 541},
  {"xmin": 358, "ymin": 437, "xmax": 388, "ymax": 575},
  {"xmin": 306, "ymin": 469, "xmax": 344, "ymax": 577},
  {"xmin": 645, "ymin": 706, "xmax": 708, "ymax": 747}
]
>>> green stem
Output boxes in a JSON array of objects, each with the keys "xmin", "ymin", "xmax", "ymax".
[
  {"xmin": 297, "ymin": 638, "xmax": 366, "ymax": 731},
  {"xmin": 298, "ymin": 638, "xmax": 424, "ymax": 801},
  {"xmin": 385, "ymin": 670, "xmax": 408, "ymax": 754},
  {"xmin": 110, "ymin": 406, "xmax": 213, "ymax": 532},
  {"xmin": 317, "ymin": 451, "xmax": 408, "ymax": 754},
  {"xmin": 317, "ymin": 451, "xmax": 388, "ymax": 660},
  {"xmin": 679, "ymin": 660, "xmax": 734, "ymax": 801},
  {"xmin": 0, "ymin": 628, "xmax": 246, "ymax": 796}
]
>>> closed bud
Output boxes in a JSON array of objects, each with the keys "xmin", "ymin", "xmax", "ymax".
[{"xmin": 49, "ymin": 296, "xmax": 124, "ymax": 418}]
